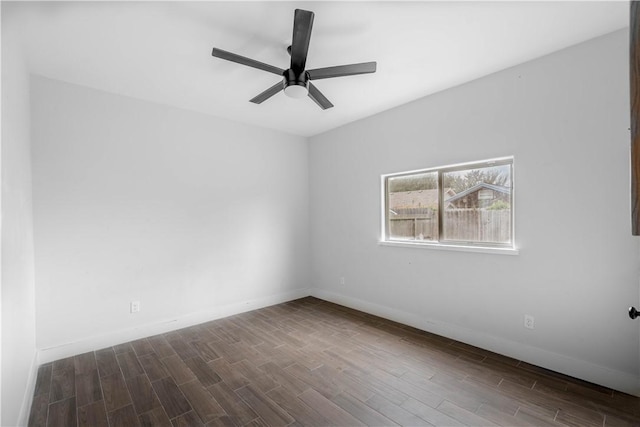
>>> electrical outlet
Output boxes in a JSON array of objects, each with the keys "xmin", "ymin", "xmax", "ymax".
[
  {"xmin": 524, "ymin": 314, "xmax": 534, "ymax": 330},
  {"xmin": 130, "ymin": 301, "xmax": 140, "ymax": 313},
  {"xmin": 340, "ymin": 277, "xmax": 346, "ymax": 285}
]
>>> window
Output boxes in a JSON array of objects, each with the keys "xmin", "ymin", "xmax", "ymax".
[{"xmin": 382, "ymin": 157, "xmax": 514, "ymax": 251}]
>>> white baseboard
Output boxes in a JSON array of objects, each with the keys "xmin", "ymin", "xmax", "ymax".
[
  {"xmin": 38, "ymin": 288, "xmax": 311, "ymax": 365},
  {"xmin": 17, "ymin": 351, "xmax": 39, "ymax": 427},
  {"xmin": 35, "ymin": 286, "xmax": 640, "ymax": 397},
  {"xmin": 311, "ymin": 288, "xmax": 640, "ymax": 397}
]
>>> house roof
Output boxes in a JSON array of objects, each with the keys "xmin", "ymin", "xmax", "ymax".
[
  {"xmin": 445, "ymin": 183, "xmax": 511, "ymax": 204},
  {"xmin": 389, "ymin": 189, "xmax": 455, "ymax": 209}
]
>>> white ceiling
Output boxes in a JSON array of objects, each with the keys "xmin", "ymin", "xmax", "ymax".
[{"xmin": 5, "ymin": 1, "xmax": 629, "ymax": 137}]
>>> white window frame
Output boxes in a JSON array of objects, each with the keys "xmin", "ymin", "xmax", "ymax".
[{"xmin": 380, "ymin": 157, "xmax": 518, "ymax": 255}]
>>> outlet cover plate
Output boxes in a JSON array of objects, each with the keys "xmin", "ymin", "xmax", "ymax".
[
  {"xmin": 130, "ymin": 301, "xmax": 140, "ymax": 313},
  {"xmin": 524, "ymin": 314, "xmax": 534, "ymax": 329}
]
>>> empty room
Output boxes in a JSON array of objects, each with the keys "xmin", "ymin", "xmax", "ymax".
[{"xmin": 3, "ymin": 1, "xmax": 640, "ymax": 426}]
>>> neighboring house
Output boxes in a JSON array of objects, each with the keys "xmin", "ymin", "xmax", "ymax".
[
  {"xmin": 388, "ymin": 188, "xmax": 456, "ymax": 212},
  {"xmin": 446, "ymin": 183, "xmax": 511, "ymax": 209}
]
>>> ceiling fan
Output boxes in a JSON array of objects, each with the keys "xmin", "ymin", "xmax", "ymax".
[{"xmin": 211, "ymin": 9, "xmax": 377, "ymax": 110}]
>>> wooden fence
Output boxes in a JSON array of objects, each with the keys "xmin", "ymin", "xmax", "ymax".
[{"xmin": 389, "ymin": 208, "xmax": 511, "ymax": 243}]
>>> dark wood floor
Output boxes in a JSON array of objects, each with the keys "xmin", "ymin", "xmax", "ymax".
[{"xmin": 28, "ymin": 297, "xmax": 640, "ymax": 426}]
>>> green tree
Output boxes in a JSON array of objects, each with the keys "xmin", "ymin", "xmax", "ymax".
[
  {"xmin": 443, "ymin": 165, "xmax": 510, "ymax": 193},
  {"xmin": 388, "ymin": 172, "xmax": 437, "ymax": 192},
  {"xmin": 389, "ymin": 165, "xmax": 510, "ymax": 194},
  {"xmin": 487, "ymin": 200, "xmax": 510, "ymax": 210}
]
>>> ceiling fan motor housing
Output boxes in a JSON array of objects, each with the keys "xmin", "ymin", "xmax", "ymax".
[{"xmin": 283, "ymin": 69, "xmax": 309, "ymax": 98}]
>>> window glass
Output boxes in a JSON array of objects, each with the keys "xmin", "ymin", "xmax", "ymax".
[
  {"xmin": 383, "ymin": 158, "xmax": 513, "ymax": 249},
  {"xmin": 387, "ymin": 172, "xmax": 438, "ymax": 241},
  {"xmin": 442, "ymin": 164, "xmax": 512, "ymax": 244}
]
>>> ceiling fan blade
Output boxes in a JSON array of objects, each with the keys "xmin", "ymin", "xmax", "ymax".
[
  {"xmin": 308, "ymin": 62, "xmax": 377, "ymax": 80},
  {"xmin": 249, "ymin": 81, "xmax": 284, "ymax": 104},
  {"xmin": 290, "ymin": 9, "xmax": 314, "ymax": 73},
  {"xmin": 308, "ymin": 82, "xmax": 333, "ymax": 110},
  {"xmin": 212, "ymin": 48, "xmax": 284, "ymax": 76}
]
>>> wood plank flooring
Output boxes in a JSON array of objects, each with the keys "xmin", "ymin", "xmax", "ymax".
[{"xmin": 28, "ymin": 297, "xmax": 640, "ymax": 426}]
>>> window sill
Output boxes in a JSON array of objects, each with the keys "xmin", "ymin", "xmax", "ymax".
[{"xmin": 378, "ymin": 240, "xmax": 519, "ymax": 255}]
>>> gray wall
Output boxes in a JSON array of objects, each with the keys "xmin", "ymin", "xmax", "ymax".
[
  {"xmin": 1, "ymin": 5, "xmax": 38, "ymax": 426},
  {"xmin": 31, "ymin": 77, "xmax": 310, "ymax": 359},
  {"xmin": 309, "ymin": 30, "xmax": 640, "ymax": 393}
]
